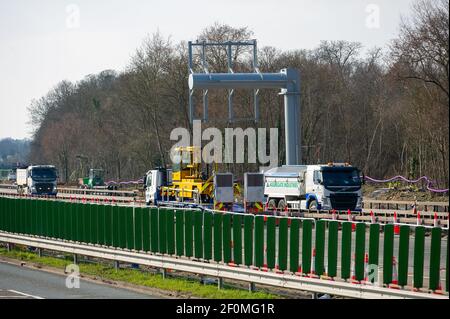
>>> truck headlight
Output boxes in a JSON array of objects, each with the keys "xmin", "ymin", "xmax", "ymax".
[
  {"xmin": 322, "ymin": 198, "xmax": 331, "ymax": 209},
  {"xmin": 356, "ymin": 198, "xmax": 362, "ymax": 209}
]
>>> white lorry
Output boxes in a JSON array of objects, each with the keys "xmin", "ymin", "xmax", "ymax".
[
  {"xmin": 264, "ymin": 163, "xmax": 363, "ymax": 212},
  {"xmin": 16, "ymin": 165, "xmax": 58, "ymax": 196},
  {"xmin": 143, "ymin": 168, "xmax": 172, "ymax": 205}
]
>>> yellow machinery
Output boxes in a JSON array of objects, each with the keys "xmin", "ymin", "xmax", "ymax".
[
  {"xmin": 163, "ymin": 146, "xmax": 241, "ymax": 204},
  {"xmin": 168, "ymin": 146, "xmax": 214, "ymax": 202}
]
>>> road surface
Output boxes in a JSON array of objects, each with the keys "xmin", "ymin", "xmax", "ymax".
[{"xmin": 0, "ymin": 261, "xmax": 158, "ymax": 299}]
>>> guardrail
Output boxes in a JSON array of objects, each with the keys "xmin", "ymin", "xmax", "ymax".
[
  {"xmin": 58, "ymin": 187, "xmax": 138, "ymax": 197},
  {"xmin": 0, "ymin": 196, "xmax": 448, "ymax": 299},
  {"xmin": 363, "ymin": 199, "xmax": 449, "ymax": 212}
]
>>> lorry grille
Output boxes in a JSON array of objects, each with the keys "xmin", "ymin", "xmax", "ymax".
[
  {"xmin": 330, "ymin": 193, "xmax": 357, "ymax": 211},
  {"xmin": 36, "ymin": 183, "xmax": 53, "ymax": 193}
]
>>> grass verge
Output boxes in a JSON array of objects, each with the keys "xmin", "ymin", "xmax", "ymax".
[{"xmin": 0, "ymin": 246, "xmax": 278, "ymax": 299}]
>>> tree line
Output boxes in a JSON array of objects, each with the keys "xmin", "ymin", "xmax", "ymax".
[{"xmin": 28, "ymin": 0, "xmax": 448, "ymax": 188}]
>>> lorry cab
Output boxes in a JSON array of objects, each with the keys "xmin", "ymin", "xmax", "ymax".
[
  {"xmin": 144, "ymin": 168, "xmax": 172, "ymax": 205},
  {"xmin": 305, "ymin": 163, "xmax": 362, "ymax": 211},
  {"xmin": 17, "ymin": 165, "xmax": 58, "ymax": 196},
  {"xmin": 264, "ymin": 163, "xmax": 362, "ymax": 212}
]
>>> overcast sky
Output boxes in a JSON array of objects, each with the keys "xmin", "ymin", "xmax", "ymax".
[{"xmin": 0, "ymin": 0, "xmax": 415, "ymax": 140}]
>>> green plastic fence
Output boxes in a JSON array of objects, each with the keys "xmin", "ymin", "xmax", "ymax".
[{"xmin": 0, "ymin": 196, "xmax": 448, "ymax": 293}]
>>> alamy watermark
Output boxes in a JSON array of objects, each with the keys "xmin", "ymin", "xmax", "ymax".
[
  {"xmin": 365, "ymin": 4, "xmax": 380, "ymax": 29},
  {"xmin": 170, "ymin": 120, "xmax": 279, "ymax": 169},
  {"xmin": 65, "ymin": 264, "xmax": 80, "ymax": 289},
  {"xmin": 66, "ymin": 4, "xmax": 80, "ymax": 29}
]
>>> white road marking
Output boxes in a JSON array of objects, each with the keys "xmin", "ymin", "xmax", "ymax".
[{"xmin": 8, "ymin": 289, "xmax": 45, "ymax": 299}]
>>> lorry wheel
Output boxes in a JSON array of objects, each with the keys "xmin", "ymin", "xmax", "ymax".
[
  {"xmin": 267, "ymin": 199, "xmax": 277, "ymax": 211},
  {"xmin": 309, "ymin": 200, "xmax": 318, "ymax": 211},
  {"xmin": 278, "ymin": 200, "xmax": 288, "ymax": 215}
]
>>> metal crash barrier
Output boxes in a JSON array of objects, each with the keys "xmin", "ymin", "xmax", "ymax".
[{"xmin": 0, "ymin": 196, "xmax": 448, "ymax": 298}]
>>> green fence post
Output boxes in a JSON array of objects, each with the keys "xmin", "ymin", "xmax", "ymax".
[
  {"xmin": 203, "ymin": 211, "xmax": 212, "ymax": 260},
  {"xmin": 429, "ymin": 227, "xmax": 442, "ymax": 291},
  {"xmin": 184, "ymin": 210, "xmax": 193, "ymax": 257},
  {"xmin": 278, "ymin": 218, "xmax": 288, "ymax": 271},
  {"xmin": 266, "ymin": 217, "xmax": 276, "ymax": 270},
  {"xmin": 97, "ymin": 204, "xmax": 105, "ymax": 245},
  {"xmin": 368, "ymin": 223, "xmax": 380, "ymax": 283},
  {"xmin": 118, "ymin": 206, "xmax": 127, "ymax": 249},
  {"xmin": 315, "ymin": 220, "xmax": 326, "ymax": 276},
  {"xmin": 354, "ymin": 223, "xmax": 366, "ymax": 282},
  {"xmin": 222, "ymin": 214, "xmax": 231, "ymax": 263},
  {"xmin": 142, "ymin": 208, "xmax": 150, "ymax": 252},
  {"xmin": 341, "ymin": 222, "xmax": 352, "ymax": 281},
  {"xmin": 398, "ymin": 225, "xmax": 410, "ymax": 287},
  {"xmin": 91, "ymin": 204, "xmax": 99, "ymax": 245},
  {"xmin": 244, "ymin": 215, "xmax": 254, "ymax": 267},
  {"xmin": 166, "ymin": 209, "xmax": 175, "ymax": 255},
  {"xmin": 302, "ymin": 220, "xmax": 313, "ymax": 275},
  {"xmin": 103, "ymin": 205, "xmax": 113, "ymax": 247},
  {"xmin": 17, "ymin": 199, "xmax": 22, "ymax": 234},
  {"xmin": 125, "ymin": 207, "xmax": 134, "ymax": 250},
  {"xmin": 327, "ymin": 221, "xmax": 339, "ymax": 278},
  {"xmin": 213, "ymin": 213, "xmax": 223, "ymax": 262},
  {"xmin": 413, "ymin": 226, "xmax": 425, "ymax": 289},
  {"xmin": 232, "ymin": 214, "xmax": 242, "ymax": 265},
  {"xmin": 447, "ymin": 231, "xmax": 449, "ymax": 292},
  {"xmin": 158, "ymin": 208, "xmax": 167, "ymax": 254},
  {"xmin": 175, "ymin": 210, "xmax": 184, "ymax": 256},
  {"xmin": 134, "ymin": 207, "xmax": 143, "ymax": 251},
  {"xmin": 194, "ymin": 210, "xmax": 203, "ymax": 259},
  {"xmin": 85, "ymin": 203, "xmax": 92, "ymax": 243},
  {"xmin": 383, "ymin": 224, "xmax": 394, "ymax": 285},
  {"xmin": 64, "ymin": 201, "xmax": 71, "ymax": 240},
  {"xmin": 254, "ymin": 215, "xmax": 265, "ymax": 268},
  {"xmin": 55, "ymin": 201, "xmax": 62, "ymax": 239},
  {"xmin": 289, "ymin": 218, "xmax": 300, "ymax": 273}
]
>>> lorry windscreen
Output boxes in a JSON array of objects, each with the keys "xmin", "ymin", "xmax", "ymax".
[
  {"xmin": 32, "ymin": 168, "xmax": 56, "ymax": 180},
  {"xmin": 321, "ymin": 169, "xmax": 361, "ymax": 187}
]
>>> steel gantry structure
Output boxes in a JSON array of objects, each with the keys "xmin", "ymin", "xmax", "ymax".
[{"xmin": 188, "ymin": 40, "xmax": 302, "ymax": 165}]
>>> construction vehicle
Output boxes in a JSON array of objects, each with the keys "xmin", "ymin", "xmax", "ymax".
[
  {"xmin": 144, "ymin": 146, "xmax": 243, "ymax": 206},
  {"xmin": 16, "ymin": 165, "xmax": 58, "ymax": 196},
  {"xmin": 264, "ymin": 163, "xmax": 363, "ymax": 213},
  {"xmin": 143, "ymin": 146, "xmax": 214, "ymax": 205},
  {"xmin": 78, "ymin": 169, "xmax": 106, "ymax": 189}
]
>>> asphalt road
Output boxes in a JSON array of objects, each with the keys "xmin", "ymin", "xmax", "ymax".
[{"xmin": 0, "ymin": 262, "xmax": 158, "ymax": 299}]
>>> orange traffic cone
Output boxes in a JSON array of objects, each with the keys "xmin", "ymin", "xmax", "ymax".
[
  {"xmin": 350, "ymin": 254, "xmax": 357, "ymax": 283},
  {"xmin": 364, "ymin": 253, "xmax": 369, "ymax": 282},
  {"xmin": 348, "ymin": 210, "xmax": 356, "ymax": 231},
  {"xmin": 309, "ymin": 249, "xmax": 316, "ymax": 277},
  {"xmin": 433, "ymin": 213, "xmax": 439, "ymax": 227},
  {"xmin": 394, "ymin": 212, "xmax": 400, "ymax": 235},
  {"xmin": 390, "ymin": 256, "xmax": 399, "ymax": 288},
  {"xmin": 370, "ymin": 211, "xmax": 375, "ymax": 224},
  {"xmin": 416, "ymin": 211, "xmax": 422, "ymax": 226}
]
